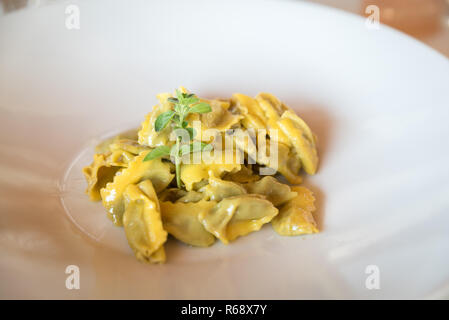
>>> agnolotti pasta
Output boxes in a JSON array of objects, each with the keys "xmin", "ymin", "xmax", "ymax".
[
  {"xmin": 138, "ymin": 93, "xmax": 175, "ymax": 147},
  {"xmin": 83, "ymin": 88, "xmax": 320, "ymax": 263},
  {"xmin": 100, "ymin": 151, "xmax": 174, "ymax": 226},
  {"xmin": 180, "ymin": 158, "xmax": 241, "ymax": 192},
  {"xmin": 123, "ymin": 180, "xmax": 167, "ymax": 263},
  {"xmin": 189, "ymin": 99, "xmax": 243, "ymax": 136},
  {"xmin": 199, "ymin": 195, "xmax": 278, "ymax": 244},
  {"xmin": 244, "ymin": 176, "xmax": 297, "ymax": 207},
  {"xmin": 271, "ymin": 186, "xmax": 319, "ymax": 236},
  {"xmin": 199, "ymin": 175, "xmax": 247, "ymax": 202},
  {"xmin": 160, "ymin": 200, "xmax": 216, "ymax": 247}
]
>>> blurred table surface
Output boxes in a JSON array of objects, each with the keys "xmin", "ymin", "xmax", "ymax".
[{"xmin": 1, "ymin": 0, "xmax": 449, "ymax": 58}]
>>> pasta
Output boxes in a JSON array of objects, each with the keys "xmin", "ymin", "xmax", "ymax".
[
  {"xmin": 198, "ymin": 195, "xmax": 278, "ymax": 244},
  {"xmin": 83, "ymin": 88, "xmax": 320, "ymax": 263},
  {"xmin": 244, "ymin": 176, "xmax": 297, "ymax": 207},
  {"xmin": 160, "ymin": 200, "xmax": 216, "ymax": 247},
  {"xmin": 100, "ymin": 151, "xmax": 174, "ymax": 226},
  {"xmin": 271, "ymin": 186, "xmax": 319, "ymax": 236},
  {"xmin": 123, "ymin": 180, "xmax": 167, "ymax": 263}
]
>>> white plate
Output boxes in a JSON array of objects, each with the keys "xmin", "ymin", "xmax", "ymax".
[{"xmin": 1, "ymin": 0, "xmax": 449, "ymax": 299}]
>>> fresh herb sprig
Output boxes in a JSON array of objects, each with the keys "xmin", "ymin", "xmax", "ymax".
[{"xmin": 143, "ymin": 89, "xmax": 212, "ymax": 188}]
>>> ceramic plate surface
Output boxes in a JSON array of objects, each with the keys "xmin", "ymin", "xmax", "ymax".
[{"xmin": 1, "ymin": 0, "xmax": 449, "ymax": 299}]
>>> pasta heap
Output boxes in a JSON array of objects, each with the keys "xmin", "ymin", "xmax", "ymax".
[{"xmin": 83, "ymin": 88, "xmax": 319, "ymax": 263}]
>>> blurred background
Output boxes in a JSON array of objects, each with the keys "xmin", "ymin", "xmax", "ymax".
[{"xmin": 1, "ymin": 0, "xmax": 449, "ymax": 58}]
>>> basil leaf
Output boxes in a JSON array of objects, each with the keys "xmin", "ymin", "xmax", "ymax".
[
  {"xmin": 175, "ymin": 89, "xmax": 183, "ymax": 101},
  {"xmin": 183, "ymin": 96, "xmax": 199, "ymax": 105},
  {"xmin": 188, "ymin": 102, "xmax": 212, "ymax": 114},
  {"xmin": 155, "ymin": 110, "xmax": 174, "ymax": 132},
  {"xmin": 143, "ymin": 146, "xmax": 171, "ymax": 161},
  {"xmin": 191, "ymin": 141, "xmax": 212, "ymax": 152}
]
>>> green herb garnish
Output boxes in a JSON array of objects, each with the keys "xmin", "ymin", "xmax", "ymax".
[{"xmin": 143, "ymin": 89, "xmax": 212, "ymax": 188}]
